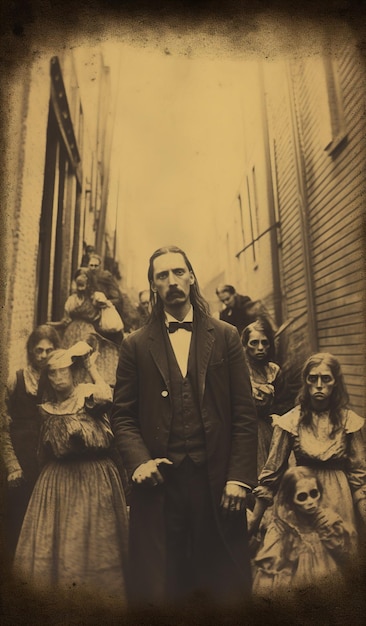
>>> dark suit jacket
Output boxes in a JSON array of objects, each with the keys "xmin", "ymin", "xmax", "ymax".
[
  {"xmin": 110, "ymin": 311, "xmax": 258, "ymax": 602},
  {"xmin": 219, "ymin": 293, "xmax": 253, "ymax": 336}
]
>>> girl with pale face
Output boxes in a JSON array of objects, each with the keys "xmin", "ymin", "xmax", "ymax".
[
  {"xmin": 245, "ymin": 329, "xmax": 271, "ymax": 363},
  {"xmin": 47, "ymin": 365, "xmax": 74, "ymax": 399},
  {"xmin": 241, "ymin": 319, "xmax": 284, "ymax": 477},
  {"xmin": 242, "ymin": 318, "xmax": 275, "ymax": 367},
  {"xmin": 252, "ymin": 466, "xmax": 353, "ymax": 596},
  {"xmin": 292, "ymin": 476, "xmax": 321, "ymax": 516},
  {"xmin": 275, "ymin": 467, "xmax": 324, "ymax": 522},
  {"xmin": 31, "ymin": 339, "xmax": 56, "ymax": 370},
  {"xmin": 306, "ymin": 365, "xmax": 336, "ymax": 411},
  {"xmin": 249, "ymin": 352, "xmax": 366, "ymax": 556}
]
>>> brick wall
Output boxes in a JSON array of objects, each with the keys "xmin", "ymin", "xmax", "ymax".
[{"xmin": 4, "ymin": 58, "xmax": 50, "ymax": 379}]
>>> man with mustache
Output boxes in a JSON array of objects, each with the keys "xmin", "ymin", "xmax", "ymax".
[{"xmin": 110, "ymin": 245, "xmax": 258, "ymax": 608}]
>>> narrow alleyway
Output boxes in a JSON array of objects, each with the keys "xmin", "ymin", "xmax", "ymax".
[{"xmin": 1, "ymin": 14, "xmax": 366, "ymax": 626}]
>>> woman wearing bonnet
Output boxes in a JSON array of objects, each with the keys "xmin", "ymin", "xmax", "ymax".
[{"xmin": 13, "ymin": 341, "xmax": 128, "ymax": 602}]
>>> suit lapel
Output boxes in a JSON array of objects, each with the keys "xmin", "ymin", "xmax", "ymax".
[
  {"xmin": 147, "ymin": 312, "xmax": 215, "ymax": 400},
  {"xmin": 194, "ymin": 315, "xmax": 215, "ymax": 407},
  {"xmin": 148, "ymin": 317, "xmax": 170, "ymax": 389}
]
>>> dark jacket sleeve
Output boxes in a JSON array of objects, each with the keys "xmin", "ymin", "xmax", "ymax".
[
  {"xmin": 110, "ymin": 334, "xmax": 152, "ymax": 476},
  {"xmin": 224, "ymin": 324, "xmax": 258, "ymax": 488}
]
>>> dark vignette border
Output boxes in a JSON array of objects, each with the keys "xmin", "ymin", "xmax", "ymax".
[{"xmin": 0, "ymin": 1, "xmax": 365, "ymax": 624}]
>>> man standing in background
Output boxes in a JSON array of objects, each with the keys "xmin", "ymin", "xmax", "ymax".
[
  {"xmin": 216, "ymin": 284, "xmax": 255, "ymax": 336},
  {"xmin": 135, "ymin": 289, "xmax": 151, "ymax": 329}
]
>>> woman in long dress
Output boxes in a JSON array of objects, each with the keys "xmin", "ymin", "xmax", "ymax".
[
  {"xmin": 1, "ymin": 325, "xmax": 61, "ymax": 557},
  {"xmin": 13, "ymin": 341, "xmax": 128, "ymax": 601},
  {"xmin": 249, "ymin": 352, "xmax": 366, "ymax": 556},
  {"xmin": 241, "ymin": 317, "xmax": 287, "ymax": 475}
]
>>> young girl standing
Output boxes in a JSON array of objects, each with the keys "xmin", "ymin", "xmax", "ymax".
[
  {"xmin": 253, "ymin": 466, "xmax": 354, "ymax": 596},
  {"xmin": 242, "ymin": 317, "xmax": 287, "ymax": 475}
]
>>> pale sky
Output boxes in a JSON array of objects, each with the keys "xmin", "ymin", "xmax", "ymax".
[
  {"xmin": 74, "ymin": 21, "xmax": 328, "ymax": 294},
  {"xmin": 100, "ymin": 42, "xmax": 259, "ymax": 292}
]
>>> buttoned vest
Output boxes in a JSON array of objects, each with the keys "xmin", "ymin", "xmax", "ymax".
[{"xmin": 163, "ymin": 328, "xmax": 206, "ymax": 466}]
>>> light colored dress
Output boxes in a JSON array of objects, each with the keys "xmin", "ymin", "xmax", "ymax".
[
  {"xmin": 13, "ymin": 382, "xmax": 128, "ymax": 601},
  {"xmin": 253, "ymin": 504, "xmax": 354, "ymax": 596},
  {"xmin": 255, "ymin": 407, "xmax": 366, "ymax": 542}
]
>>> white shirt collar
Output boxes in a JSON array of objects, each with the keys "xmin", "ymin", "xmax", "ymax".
[{"xmin": 165, "ymin": 305, "xmax": 193, "ymax": 326}]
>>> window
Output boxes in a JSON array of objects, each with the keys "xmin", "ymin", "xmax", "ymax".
[{"xmin": 317, "ymin": 55, "xmax": 347, "ymax": 155}]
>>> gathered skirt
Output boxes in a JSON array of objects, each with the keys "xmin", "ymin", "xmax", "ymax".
[{"xmin": 13, "ymin": 456, "xmax": 129, "ymax": 600}]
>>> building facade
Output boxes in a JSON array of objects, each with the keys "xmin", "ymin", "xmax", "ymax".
[
  {"xmin": 205, "ymin": 31, "xmax": 365, "ymax": 413},
  {"xmin": 2, "ymin": 49, "xmax": 114, "ymax": 379}
]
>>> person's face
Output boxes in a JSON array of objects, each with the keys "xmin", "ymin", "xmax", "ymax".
[
  {"xmin": 75, "ymin": 274, "xmax": 88, "ymax": 293},
  {"xmin": 218, "ymin": 291, "xmax": 236, "ymax": 310},
  {"xmin": 151, "ymin": 252, "xmax": 194, "ymax": 310},
  {"xmin": 245, "ymin": 329, "xmax": 270, "ymax": 362},
  {"xmin": 48, "ymin": 366, "xmax": 74, "ymax": 394},
  {"xmin": 139, "ymin": 292, "xmax": 150, "ymax": 310},
  {"xmin": 88, "ymin": 256, "xmax": 101, "ymax": 272},
  {"xmin": 306, "ymin": 364, "xmax": 335, "ymax": 407},
  {"xmin": 32, "ymin": 339, "xmax": 55, "ymax": 370},
  {"xmin": 293, "ymin": 477, "xmax": 321, "ymax": 515}
]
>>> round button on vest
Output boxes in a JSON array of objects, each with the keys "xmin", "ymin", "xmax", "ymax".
[{"xmin": 161, "ymin": 390, "xmax": 169, "ymax": 397}]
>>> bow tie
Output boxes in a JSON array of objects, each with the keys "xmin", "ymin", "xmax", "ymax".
[{"xmin": 168, "ymin": 321, "xmax": 193, "ymax": 334}]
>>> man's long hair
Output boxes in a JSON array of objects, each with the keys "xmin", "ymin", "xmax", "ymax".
[
  {"xmin": 296, "ymin": 352, "xmax": 349, "ymax": 436},
  {"xmin": 147, "ymin": 246, "xmax": 210, "ymax": 319}
]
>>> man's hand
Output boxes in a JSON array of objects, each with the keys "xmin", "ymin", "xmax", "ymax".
[
  {"xmin": 132, "ymin": 458, "xmax": 173, "ymax": 487},
  {"xmin": 220, "ymin": 483, "xmax": 247, "ymax": 513}
]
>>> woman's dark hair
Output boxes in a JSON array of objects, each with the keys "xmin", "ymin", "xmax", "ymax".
[
  {"xmin": 215, "ymin": 284, "xmax": 236, "ymax": 297},
  {"xmin": 88, "ymin": 253, "xmax": 102, "ymax": 265},
  {"xmin": 74, "ymin": 267, "xmax": 89, "ymax": 280},
  {"xmin": 74, "ymin": 268, "xmax": 93, "ymax": 297},
  {"xmin": 147, "ymin": 246, "xmax": 210, "ymax": 319},
  {"xmin": 273, "ymin": 466, "xmax": 323, "ymax": 560},
  {"xmin": 26, "ymin": 325, "xmax": 61, "ymax": 365},
  {"xmin": 296, "ymin": 352, "xmax": 349, "ymax": 436},
  {"xmin": 241, "ymin": 315, "xmax": 276, "ymax": 362}
]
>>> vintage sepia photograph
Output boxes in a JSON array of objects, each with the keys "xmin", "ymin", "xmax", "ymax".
[{"xmin": 1, "ymin": 1, "xmax": 365, "ymax": 624}]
